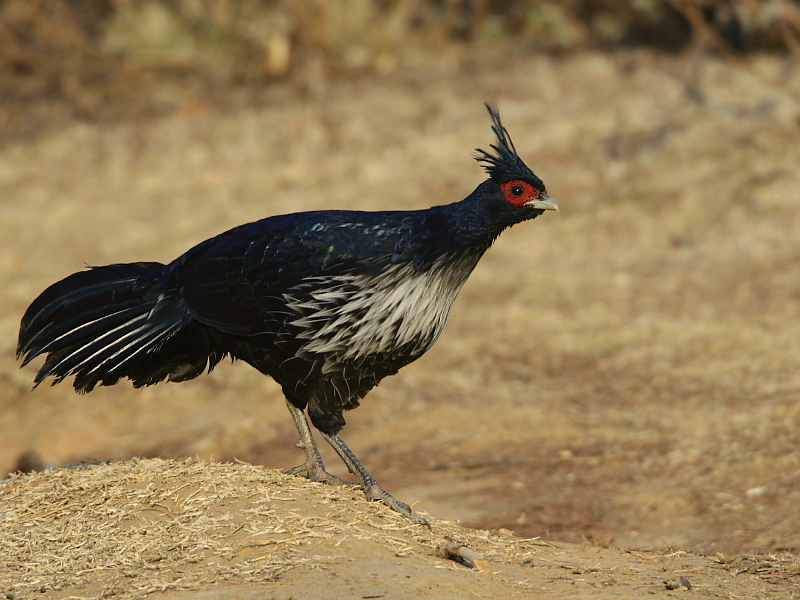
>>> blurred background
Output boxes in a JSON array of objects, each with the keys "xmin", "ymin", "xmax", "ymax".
[
  {"xmin": 3, "ymin": 0, "xmax": 800, "ymax": 140},
  {"xmin": 1, "ymin": 0, "xmax": 800, "ymax": 557}
]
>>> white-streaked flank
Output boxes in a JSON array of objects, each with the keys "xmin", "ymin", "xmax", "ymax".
[{"xmin": 286, "ymin": 254, "xmax": 479, "ymax": 372}]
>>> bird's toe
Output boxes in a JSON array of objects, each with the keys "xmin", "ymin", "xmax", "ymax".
[
  {"xmin": 286, "ymin": 461, "xmax": 357, "ymax": 488},
  {"xmin": 363, "ymin": 482, "xmax": 431, "ymax": 528}
]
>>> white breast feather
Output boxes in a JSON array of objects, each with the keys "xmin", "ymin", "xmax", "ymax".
[{"xmin": 286, "ymin": 255, "xmax": 477, "ymax": 372}]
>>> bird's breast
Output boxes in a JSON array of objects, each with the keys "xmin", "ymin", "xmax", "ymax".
[{"xmin": 285, "ymin": 254, "xmax": 480, "ymax": 373}]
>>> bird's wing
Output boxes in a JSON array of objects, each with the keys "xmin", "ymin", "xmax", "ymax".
[{"xmin": 174, "ymin": 211, "xmax": 421, "ymax": 338}]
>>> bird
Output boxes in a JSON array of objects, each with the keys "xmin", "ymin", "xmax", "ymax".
[{"xmin": 17, "ymin": 104, "xmax": 558, "ymax": 526}]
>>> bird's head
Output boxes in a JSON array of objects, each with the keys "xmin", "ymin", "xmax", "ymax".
[{"xmin": 473, "ymin": 103, "xmax": 558, "ymax": 223}]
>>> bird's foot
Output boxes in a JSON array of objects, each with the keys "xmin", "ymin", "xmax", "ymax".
[
  {"xmin": 286, "ymin": 459, "xmax": 358, "ymax": 488},
  {"xmin": 362, "ymin": 480, "xmax": 431, "ymax": 528},
  {"xmin": 284, "ymin": 399, "xmax": 357, "ymax": 488},
  {"xmin": 318, "ymin": 431, "xmax": 431, "ymax": 528}
]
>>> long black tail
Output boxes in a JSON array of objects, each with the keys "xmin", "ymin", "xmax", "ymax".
[{"xmin": 17, "ymin": 263, "xmax": 225, "ymax": 393}]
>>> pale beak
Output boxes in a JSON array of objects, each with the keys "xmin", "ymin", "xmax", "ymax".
[{"xmin": 526, "ymin": 192, "xmax": 559, "ymax": 212}]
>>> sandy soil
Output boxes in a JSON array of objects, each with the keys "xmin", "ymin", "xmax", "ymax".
[
  {"xmin": 2, "ymin": 459, "xmax": 798, "ymax": 599},
  {"xmin": 1, "ymin": 49, "xmax": 800, "ymax": 597}
]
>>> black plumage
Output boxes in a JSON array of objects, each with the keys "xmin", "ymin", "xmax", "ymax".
[{"xmin": 17, "ymin": 104, "xmax": 558, "ymax": 525}]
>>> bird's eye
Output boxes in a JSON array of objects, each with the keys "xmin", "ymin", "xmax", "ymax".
[{"xmin": 500, "ymin": 180, "xmax": 538, "ymax": 207}]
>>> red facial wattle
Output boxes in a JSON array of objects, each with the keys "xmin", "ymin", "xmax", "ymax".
[{"xmin": 500, "ymin": 180, "xmax": 540, "ymax": 207}]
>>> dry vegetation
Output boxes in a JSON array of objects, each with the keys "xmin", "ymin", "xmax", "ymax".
[
  {"xmin": 3, "ymin": 0, "xmax": 800, "ymax": 140},
  {"xmin": 2, "ymin": 459, "xmax": 798, "ymax": 599},
  {"xmin": 1, "ymin": 1, "xmax": 800, "ymax": 598}
]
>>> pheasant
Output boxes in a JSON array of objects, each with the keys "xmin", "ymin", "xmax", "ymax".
[{"xmin": 18, "ymin": 104, "xmax": 558, "ymax": 525}]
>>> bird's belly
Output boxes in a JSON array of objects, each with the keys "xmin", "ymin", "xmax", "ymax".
[{"xmin": 286, "ymin": 258, "xmax": 477, "ymax": 373}]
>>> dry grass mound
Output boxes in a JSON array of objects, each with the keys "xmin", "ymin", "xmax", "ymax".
[{"xmin": 1, "ymin": 459, "xmax": 797, "ymax": 599}]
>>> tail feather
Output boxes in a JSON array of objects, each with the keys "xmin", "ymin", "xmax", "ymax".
[
  {"xmin": 17, "ymin": 262, "xmax": 220, "ymax": 393},
  {"xmin": 37, "ymin": 311, "xmax": 151, "ymax": 385},
  {"xmin": 70, "ymin": 312, "xmax": 186, "ymax": 391},
  {"xmin": 18, "ymin": 262, "xmax": 164, "ymax": 356},
  {"xmin": 20, "ymin": 305, "xmax": 147, "ymax": 367}
]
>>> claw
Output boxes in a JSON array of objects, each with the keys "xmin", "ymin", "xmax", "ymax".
[
  {"xmin": 321, "ymin": 431, "xmax": 431, "ymax": 528},
  {"xmin": 285, "ymin": 460, "xmax": 357, "ymax": 488},
  {"xmin": 363, "ymin": 480, "xmax": 431, "ymax": 527}
]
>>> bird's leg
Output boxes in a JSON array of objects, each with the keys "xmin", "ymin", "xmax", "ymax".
[
  {"xmin": 284, "ymin": 399, "xmax": 356, "ymax": 488},
  {"xmin": 320, "ymin": 431, "xmax": 430, "ymax": 528}
]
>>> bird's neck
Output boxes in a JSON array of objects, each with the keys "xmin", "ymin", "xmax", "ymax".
[{"xmin": 424, "ymin": 196, "xmax": 509, "ymax": 258}]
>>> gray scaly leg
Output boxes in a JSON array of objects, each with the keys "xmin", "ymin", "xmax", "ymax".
[
  {"xmin": 284, "ymin": 399, "xmax": 356, "ymax": 488},
  {"xmin": 320, "ymin": 430, "xmax": 430, "ymax": 528}
]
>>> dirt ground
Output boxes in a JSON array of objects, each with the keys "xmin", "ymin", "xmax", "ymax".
[
  {"xmin": 2, "ymin": 48, "xmax": 800, "ymax": 598},
  {"xmin": 2, "ymin": 459, "xmax": 799, "ymax": 599}
]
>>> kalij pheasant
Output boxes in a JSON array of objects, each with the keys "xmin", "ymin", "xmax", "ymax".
[{"xmin": 17, "ymin": 104, "xmax": 558, "ymax": 525}]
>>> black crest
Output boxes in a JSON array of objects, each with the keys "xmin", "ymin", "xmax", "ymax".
[{"xmin": 474, "ymin": 103, "xmax": 545, "ymax": 192}]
